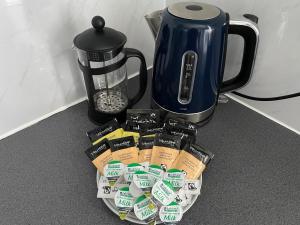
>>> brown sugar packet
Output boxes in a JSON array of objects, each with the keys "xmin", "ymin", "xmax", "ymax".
[
  {"xmin": 85, "ymin": 139, "xmax": 112, "ymax": 175},
  {"xmin": 172, "ymin": 143, "xmax": 214, "ymax": 180},
  {"xmin": 150, "ymin": 133, "xmax": 181, "ymax": 171},
  {"xmin": 164, "ymin": 118, "xmax": 197, "ymax": 149},
  {"xmin": 109, "ymin": 136, "xmax": 139, "ymax": 165},
  {"xmin": 126, "ymin": 109, "xmax": 160, "ymax": 125},
  {"xmin": 138, "ymin": 136, "xmax": 155, "ymax": 165},
  {"xmin": 86, "ymin": 118, "xmax": 123, "ymax": 145}
]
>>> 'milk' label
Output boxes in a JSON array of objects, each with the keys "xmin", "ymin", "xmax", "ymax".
[
  {"xmin": 124, "ymin": 163, "xmax": 144, "ymax": 182},
  {"xmin": 114, "ymin": 187, "xmax": 135, "ymax": 209},
  {"xmin": 134, "ymin": 195, "xmax": 158, "ymax": 221},
  {"xmin": 133, "ymin": 171, "xmax": 154, "ymax": 189},
  {"xmin": 148, "ymin": 164, "xmax": 164, "ymax": 183},
  {"xmin": 104, "ymin": 160, "xmax": 125, "ymax": 178},
  {"xmin": 164, "ymin": 169, "xmax": 185, "ymax": 189},
  {"xmin": 159, "ymin": 202, "xmax": 183, "ymax": 223},
  {"xmin": 152, "ymin": 180, "xmax": 176, "ymax": 206}
]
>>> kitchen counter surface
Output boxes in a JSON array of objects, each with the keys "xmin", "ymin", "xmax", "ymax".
[{"xmin": 0, "ymin": 81, "xmax": 299, "ymax": 225}]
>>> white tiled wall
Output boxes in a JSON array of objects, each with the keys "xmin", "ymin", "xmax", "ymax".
[{"xmin": 0, "ymin": 0, "xmax": 163, "ymax": 138}]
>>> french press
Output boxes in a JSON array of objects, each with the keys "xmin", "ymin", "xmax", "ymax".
[{"xmin": 73, "ymin": 16, "xmax": 147, "ymax": 124}]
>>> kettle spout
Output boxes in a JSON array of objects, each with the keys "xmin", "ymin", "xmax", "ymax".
[{"xmin": 145, "ymin": 10, "xmax": 163, "ymax": 39}]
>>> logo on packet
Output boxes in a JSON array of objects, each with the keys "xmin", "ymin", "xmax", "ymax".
[{"xmin": 103, "ymin": 186, "xmax": 111, "ymax": 194}]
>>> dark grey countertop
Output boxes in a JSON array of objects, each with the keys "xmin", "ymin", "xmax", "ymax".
[{"xmin": 0, "ymin": 79, "xmax": 299, "ymax": 225}]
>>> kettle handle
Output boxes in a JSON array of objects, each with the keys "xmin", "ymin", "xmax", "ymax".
[
  {"xmin": 220, "ymin": 20, "xmax": 259, "ymax": 93},
  {"xmin": 124, "ymin": 48, "xmax": 148, "ymax": 107}
]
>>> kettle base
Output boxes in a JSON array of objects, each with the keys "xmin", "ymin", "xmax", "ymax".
[{"xmin": 151, "ymin": 99, "xmax": 215, "ymax": 124}]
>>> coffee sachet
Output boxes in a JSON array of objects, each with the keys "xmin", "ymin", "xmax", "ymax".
[
  {"xmin": 124, "ymin": 121, "xmax": 141, "ymax": 132},
  {"xmin": 109, "ymin": 136, "xmax": 139, "ymax": 165},
  {"xmin": 164, "ymin": 118, "xmax": 197, "ymax": 149},
  {"xmin": 122, "ymin": 131, "xmax": 140, "ymax": 144},
  {"xmin": 127, "ymin": 109, "xmax": 160, "ymax": 125},
  {"xmin": 86, "ymin": 118, "xmax": 123, "ymax": 145},
  {"xmin": 138, "ymin": 136, "xmax": 154, "ymax": 166},
  {"xmin": 140, "ymin": 123, "xmax": 165, "ymax": 137},
  {"xmin": 165, "ymin": 118, "xmax": 197, "ymax": 132},
  {"xmin": 85, "ymin": 139, "xmax": 112, "ymax": 175},
  {"xmin": 150, "ymin": 134, "xmax": 181, "ymax": 171},
  {"xmin": 123, "ymin": 122, "xmax": 140, "ymax": 143},
  {"xmin": 172, "ymin": 144, "xmax": 214, "ymax": 179}
]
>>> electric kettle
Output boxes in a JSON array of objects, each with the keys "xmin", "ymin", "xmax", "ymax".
[{"xmin": 145, "ymin": 2, "xmax": 259, "ymax": 123}]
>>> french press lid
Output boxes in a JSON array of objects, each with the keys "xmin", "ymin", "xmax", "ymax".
[{"xmin": 73, "ymin": 16, "xmax": 127, "ymax": 59}]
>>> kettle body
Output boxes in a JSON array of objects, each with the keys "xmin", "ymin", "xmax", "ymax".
[{"xmin": 146, "ymin": 2, "xmax": 259, "ymax": 123}]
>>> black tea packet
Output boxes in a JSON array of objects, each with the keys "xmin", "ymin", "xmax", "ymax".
[
  {"xmin": 126, "ymin": 109, "xmax": 160, "ymax": 126},
  {"xmin": 140, "ymin": 123, "xmax": 165, "ymax": 137},
  {"xmin": 164, "ymin": 118, "xmax": 198, "ymax": 149},
  {"xmin": 124, "ymin": 121, "xmax": 142, "ymax": 132},
  {"xmin": 84, "ymin": 139, "xmax": 112, "ymax": 174},
  {"xmin": 172, "ymin": 143, "xmax": 214, "ymax": 179},
  {"xmin": 86, "ymin": 118, "xmax": 123, "ymax": 145}
]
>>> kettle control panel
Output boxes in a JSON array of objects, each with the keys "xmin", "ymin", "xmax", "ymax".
[{"xmin": 178, "ymin": 51, "xmax": 198, "ymax": 104}]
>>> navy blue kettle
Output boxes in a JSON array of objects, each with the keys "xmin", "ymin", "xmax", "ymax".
[{"xmin": 145, "ymin": 2, "xmax": 259, "ymax": 123}]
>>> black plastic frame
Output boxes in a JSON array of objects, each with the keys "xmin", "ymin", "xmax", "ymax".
[{"xmin": 78, "ymin": 48, "xmax": 148, "ymax": 124}]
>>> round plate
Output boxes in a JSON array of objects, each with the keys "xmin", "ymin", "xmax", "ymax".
[{"xmin": 96, "ymin": 171, "xmax": 202, "ymax": 224}]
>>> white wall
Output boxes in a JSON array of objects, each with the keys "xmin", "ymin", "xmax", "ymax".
[
  {"xmin": 0, "ymin": 0, "xmax": 163, "ymax": 139},
  {"xmin": 166, "ymin": 0, "xmax": 300, "ymax": 132}
]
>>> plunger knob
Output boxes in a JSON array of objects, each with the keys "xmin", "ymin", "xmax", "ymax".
[{"xmin": 92, "ymin": 16, "xmax": 105, "ymax": 31}]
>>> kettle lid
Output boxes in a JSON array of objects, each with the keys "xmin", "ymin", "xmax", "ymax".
[
  {"xmin": 73, "ymin": 16, "xmax": 127, "ymax": 55},
  {"xmin": 168, "ymin": 2, "xmax": 220, "ymax": 20}
]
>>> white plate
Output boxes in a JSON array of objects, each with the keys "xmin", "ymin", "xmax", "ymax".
[{"xmin": 96, "ymin": 171, "xmax": 202, "ymax": 224}]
